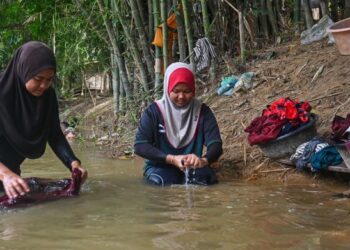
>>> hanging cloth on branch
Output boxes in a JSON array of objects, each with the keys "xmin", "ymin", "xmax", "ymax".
[{"xmin": 193, "ymin": 37, "xmax": 216, "ymax": 73}]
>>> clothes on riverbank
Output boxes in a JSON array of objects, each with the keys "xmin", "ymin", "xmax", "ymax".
[
  {"xmin": 245, "ymin": 97, "xmax": 312, "ymax": 145},
  {"xmin": 290, "ymin": 137, "xmax": 343, "ymax": 171},
  {"xmin": 331, "ymin": 114, "xmax": 350, "ymax": 142}
]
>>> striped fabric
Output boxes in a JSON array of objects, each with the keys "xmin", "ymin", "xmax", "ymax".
[
  {"xmin": 290, "ymin": 142, "xmax": 329, "ymax": 162},
  {"xmin": 193, "ymin": 37, "xmax": 216, "ymax": 73}
]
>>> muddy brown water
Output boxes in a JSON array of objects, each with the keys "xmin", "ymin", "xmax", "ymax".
[{"xmin": 1, "ymin": 144, "xmax": 350, "ymax": 249}]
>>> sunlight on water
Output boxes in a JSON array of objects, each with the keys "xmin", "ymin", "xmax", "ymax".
[{"xmin": 1, "ymin": 143, "xmax": 350, "ymax": 249}]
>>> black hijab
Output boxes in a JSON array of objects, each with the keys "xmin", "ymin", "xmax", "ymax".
[{"xmin": 0, "ymin": 41, "xmax": 57, "ymax": 159}]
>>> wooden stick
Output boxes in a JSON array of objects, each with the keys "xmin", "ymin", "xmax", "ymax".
[
  {"xmin": 253, "ymin": 159, "xmax": 268, "ymax": 172},
  {"xmin": 311, "ymin": 65, "xmax": 325, "ymax": 83},
  {"xmin": 259, "ymin": 169, "xmax": 286, "ymax": 173},
  {"xmin": 243, "ymin": 143, "xmax": 247, "ymax": 167}
]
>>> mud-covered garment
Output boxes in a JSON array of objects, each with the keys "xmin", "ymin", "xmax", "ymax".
[{"xmin": 134, "ymin": 102, "xmax": 222, "ymax": 172}]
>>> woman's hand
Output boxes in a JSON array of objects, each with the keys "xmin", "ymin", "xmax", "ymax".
[
  {"xmin": 0, "ymin": 169, "xmax": 30, "ymax": 199},
  {"xmin": 166, "ymin": 155, "xmax": 187, "ymax": 171},
  {"xmin": 182, "ymin": 154, "xmax": 208, "ymax": 169},
  {"xmin": 166, "ymin": 154, "xmax": 208, "ymax": 171},
  {"xmin": 71, "ymin": 161, "xmax": 88, "ymax": 184}
]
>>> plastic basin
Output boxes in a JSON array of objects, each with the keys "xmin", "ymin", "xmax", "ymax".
[
  {"xmin": 257, "ymin": 115, "xmax": 318, "ymax": 159},
  {"xmin": 328, "ymin": 17, "xmax": 350, "ymax": 55}
]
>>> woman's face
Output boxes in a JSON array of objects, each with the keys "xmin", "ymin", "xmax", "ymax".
[
  {"xmin": 25, "ymin": 68, "xmax": 55, "ymax": 96},
  {"xmin": 169, "ymin": 83, "xmax": 194, "ymax": 108}
]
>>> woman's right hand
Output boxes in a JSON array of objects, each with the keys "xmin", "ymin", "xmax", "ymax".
[
  {"xmin": 166, "ymin": 154, "xmax": 186, "ymax": 171},
  {"xmin": 0, "ymin": 170, "xmax": 30, "ymax": 199}
]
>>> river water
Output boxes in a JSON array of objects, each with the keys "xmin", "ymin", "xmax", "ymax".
[{"xmin": 1, "ymin": 144, "xmax": 350, "ymax": 249}]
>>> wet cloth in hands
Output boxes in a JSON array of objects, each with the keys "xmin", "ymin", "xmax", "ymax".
[
  {"xmin": 310, "ymin": 146, "xmax": 343, "ymax": 171},
  {"xmin": 0, "ymin": 168, "xmax": 82, "ymax": 209}
]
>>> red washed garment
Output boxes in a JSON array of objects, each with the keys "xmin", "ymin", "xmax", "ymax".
[
  {"xmin": 245, "ymin": 98, "xmax": 312, "ymax": 145},
  {"xmin": 262, "ymin": 97, "xmax": 311, "ymax": 125},
  {"xmin": 244, "ymin": 115, "xmax": 286, "ymax": 145},
  {"xmin": 0, "ymin": 168, "xmax": 82, "ymax": 209},
  {"xmin": 331, "ymin": 114, "xmax": 350, "ymax": 141}
]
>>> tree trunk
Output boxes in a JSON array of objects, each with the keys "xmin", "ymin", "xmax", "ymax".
[
  {"xmin": 302, "ymin": 0, "xmax": 314, "ymax": 29},
  {"xmin": 173, "ymin": 0, "xmax": 186, "ymax": 61},
  {"xmin": 181, "ymin": 0, "xmax": 195, "ymax": 68},
  {"xmin": 266, "ymin": 0, "xmax": 278, "ymax": 36},
  {"xmin": 112, "ymin": 1, "xmax": 150, "ymax": 92},
  {"xmin": 239, "ymin": 11, "xmax": 245, "ymax": 63},
  {"xmin": 98, "ymin": 0, "xmax": 132, "ymax": 100},
  {"xmin": 200, "ymin": 0, "xmax": 216, "ymax": 81},
  {"xmin": 160, "ymin": 0, "xmax": 169, "ymax": 70},
  {"xmin": 275, "ymin": 0, "xmax": 286, "ymax": 27},
  {"xmin": 329, "ymin": 0, "xmax": 338, "ymax": 21},
  {"xmin": 319, "ymin": 0, "xmax": 329, "ymax": 16},
  {"xmin": 119, "ymin": 68, "xmax": 126, "ymax": 114},
  {"xmin": 345, "ymin": 0, "xmax": 350, "ymax": 18},
  {"xmin": 294, "ymin": 0, "xmax": 301, "ymax": 33},
  {"xmin": 136, "ymin": 0, "xmax": 147, "ymax": 27},
  {"xmin": 111, "ymin": 52, "xmax": 119, "ymax": 114},
  {"xmin": 130, "ymin": 0, "xmax": 155, "ymax": 83},
  {"xmin": 148, "ymin": 0, "xmax": 154, "ymax": 41},
  {"xmin": 153, "ymin": 0, "xmax": 162, "ymax": 90},
  {"xmin": 259, "ymin": 0, "xmax": 270, "ymax": 39}
]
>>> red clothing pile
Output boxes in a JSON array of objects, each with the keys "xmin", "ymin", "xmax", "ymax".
[{"xmin": 245, "ymin": 98, "xmax": 312, "ymax": 145}]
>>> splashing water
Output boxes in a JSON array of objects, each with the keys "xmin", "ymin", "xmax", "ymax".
[{"xmin": 184, "ymin": 168, "xmax": 189, "ymax": 187}]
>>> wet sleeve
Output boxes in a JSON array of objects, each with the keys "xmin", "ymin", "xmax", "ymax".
[
  {"xmin": 134, "ymin": 106, "xmax": 167, "ymax": 164},
  {"xmin": 202, "ymin": 105, "xmax": 223, "ymax": 163},
  {"xmin": 48, "ymin": 97, "xmax": 80, "ymax": 171}
]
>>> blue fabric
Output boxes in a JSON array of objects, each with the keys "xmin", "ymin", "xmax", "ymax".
[
  {"xmin": 217, "ymin": 76, "xmax": 238, "ymax": 95},
  {"xmin": 144, "ymin": 165, "xmax": 217, "ymax": 186},
  {"xmin": 296, "ymin": 137, "xmax": 325, "ymax": 170},
  {"xmin": 310, "ymin": 146, "xmax": 343, "ymax": 171}
]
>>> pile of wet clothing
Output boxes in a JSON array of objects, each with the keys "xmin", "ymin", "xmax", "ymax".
[
  {"xmin": 244, "ymin": 97, "xmax": 313, "ymax": 145},
  {"xmin": 290, "ymin": 137, "xmax": 343, "ymax": 171}
]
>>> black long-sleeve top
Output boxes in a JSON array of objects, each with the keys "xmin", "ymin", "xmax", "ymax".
[
  {"xmin": 0, "ymin": 106, "xmax": 80, "ymax": 175},
  {"xmin": 134, "ymin": 102, "xmax": 223, "ymax": 168}
]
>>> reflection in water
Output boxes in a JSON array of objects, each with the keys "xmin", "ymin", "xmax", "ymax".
[{"xmin": 1, "ymin": 145, "xmax": 350, "ymax": 249}]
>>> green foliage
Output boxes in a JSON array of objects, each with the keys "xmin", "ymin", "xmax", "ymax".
[{"xmin": 0, "ymin": 0, "xmax": 109, "ymax": 98}]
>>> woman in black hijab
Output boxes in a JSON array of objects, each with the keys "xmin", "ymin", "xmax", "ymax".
[{"xmin": 0, "ymin": 41, "xmax": 88, "ymax": 199}]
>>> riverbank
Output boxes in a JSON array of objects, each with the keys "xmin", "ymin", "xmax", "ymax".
[{"xmin": 61, "ymin": 38, "xmax": 350, "ymax": 187}]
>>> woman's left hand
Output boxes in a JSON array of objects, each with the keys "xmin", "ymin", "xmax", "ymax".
[
  {"xmin": 71, "ymin": 161, "xmax": 88, "ymax": 184},
  {"xmin": 182, "ymin": 154, "xmax": 208, "ymax": 169}
]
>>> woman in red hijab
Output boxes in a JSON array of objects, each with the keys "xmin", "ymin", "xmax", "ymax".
[{"xmin": 134, "ymin": 62, "xmax": 222, "ymax": 186}]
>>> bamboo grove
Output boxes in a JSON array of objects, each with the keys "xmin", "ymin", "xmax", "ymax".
[{"xmin": 0, "ymin": 0, "xmax": 349, "ymax": 119}]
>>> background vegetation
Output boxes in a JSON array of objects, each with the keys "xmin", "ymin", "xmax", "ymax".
[{"xmin": 0, "ymin": 0, "xmax": 349, "ymax": 119}]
